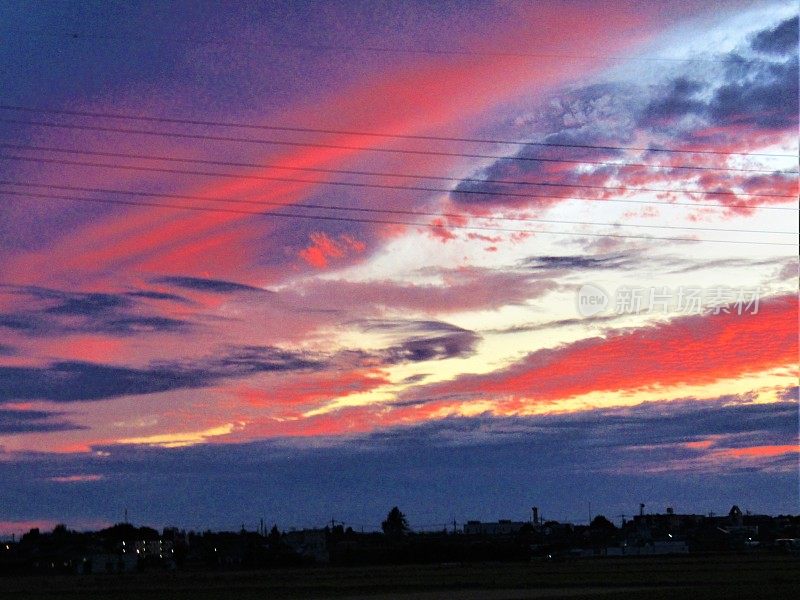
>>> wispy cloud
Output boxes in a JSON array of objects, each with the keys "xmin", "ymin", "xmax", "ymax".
[{"xmin": 405, "ymin": 293, "xmax": 798, "ymax": 406}]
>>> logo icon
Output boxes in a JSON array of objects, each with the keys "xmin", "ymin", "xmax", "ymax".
[{"xmin": 576, "ymin": 283, "xmax": 609, "ymax": 317}]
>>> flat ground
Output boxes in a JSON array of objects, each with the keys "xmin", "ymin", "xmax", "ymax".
[{"xmin": 2, "ymin": 554, "xmax": 798, "ymax": 599}]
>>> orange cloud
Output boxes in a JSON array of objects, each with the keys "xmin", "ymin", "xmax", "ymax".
[
  {"xmin": 233, "ymin": 369, "xmax": 390, "ymax": 415},
  {"xmin": 717, "ymin": 444, "xmax": 799, "ymax": 459},
  {"xmin": 49, "ymin": 474, "xmax": 104, "ymax": 483},
  {"xmin": 299, "ymin": 232, "xmax": 365, "ymax": 268},
  {"xmin": 420, "ymin": 294, "xmax": 799, "ymax": 405},
  {"xmin": 1, "ymin": 0, "xmax": 673, "ymax": 291}
]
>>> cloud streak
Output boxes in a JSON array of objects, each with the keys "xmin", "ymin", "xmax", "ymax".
[
  {"xmin": 409, "ymin": 293, "xmax": 798, "ymax": 405},
  {"xmin": 0, "ymin": 393, "xmax": 795, "ymax": 531},
  {"xmin": 446, "ymin": 16, "xmax": 798, "ymax": 222},
  {"xmin": 0, "ymin": 346, "xmax": 323, "ymax": 403}
]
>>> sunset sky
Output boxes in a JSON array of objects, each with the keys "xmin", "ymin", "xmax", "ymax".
[{"xmin": 0, "ymin": 0, "xmax": 798, "ymax": 535}]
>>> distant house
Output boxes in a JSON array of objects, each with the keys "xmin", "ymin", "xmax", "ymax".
[
  {"xmin": 463, "ymin": 520, "xmax": 527, "ymax": 536},
  {"xmin": 774, "ymin": 538, "xmax": 800, "ymax": 554},
  {"xmin": 632, "ymin": 540, "xmax": 689, "ymax": 555},
  {"xmin": 84, "ymin": 552, "xmax": 137, "ymax": 574},
  {"xmin": 284, "ymin": 529, "xmax": 328, "ymax": 563},
  {"xmin": 719, "ymin": 505, "xmax": 759, "ymax": 538},
  {"xmin": 134, "ymin": 539, "xmax": 174, "ymax": 559},
  {"xmin": 598, "ymin": 540, "xmax": 689, "ymax": 557}
]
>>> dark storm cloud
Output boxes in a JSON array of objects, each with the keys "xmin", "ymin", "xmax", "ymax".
[
  {"xmin": 643, "ymin": 22, "xmax": 799, "ymax": 132},
  {"xmin": 643, "ymin": 23, "xmax": 799, "ymax": 132},
  {"xmin": 211, "ymin": 345, "xmax": 323, "ymax": 374},
  {"xmin": 43, "ymin": 292, "xmax": 128, "ymax": 316},
  {"xmin": 562, "ymin": 396, "xmax": 797, "ymax": 449},
  {"xmin": 154, "ymin": 276, "xmax": 264, "ymax": 294},
  {"xmin": 8, "ymin": 286, "xmax": 128, "ymax": 314},
  {"xmin": 523, "ymin": 254, "xmax": 634, "ymax": 271},
  {"xmin": 125, "ymin": 290, "xmax": 190, "ymax": 303},
  {"xmin": 0, "ymin": 395, "xmax": 795, "ymax": 529},
  {"xmin": 751, "ymin": 16, "xmax": 799, "ymax": 55},
  {"xmin": 379, "ymin": 395, "xmax": 793, "ymax": 457},
  {"xmin": 0, "ymin": 361, "xmax": 214, "ymax": 403},
  {"xmin": 0, "ymin": 313, "xmax": 471, "ymax": 404},
  {"xmin": 0, "ymin": 285, "xmax": 192, "ymax": 337},
  {"xmin": 0, "ymin": 346, "xmax": 325, "ymax": 403},
  {"xmin": 708, "ymin": 54, "xmax": 799, "ymax": 129},
  {"xmin": 449, "ymin": 17, "xmax": 798, "ymax": 211},
  {"xmin": 0, "ymin": 311, "xmax": 189, "ymax": 336},
  {"xmin": 378, "ymin": 330, "xmax": 479, "ymax": 364},
  {"xmin": 0, "ymin": 409, "xmax": 85, "ymax": 434},
  {"xmin": 375, "ymin": 395, "xmax": 797, "ymax": 453},
  {"xmin": 643, "ymin": 77, "xmax": 706, "ymax": 123},
  {"xmin": 100, "ymin": 316, "xmax": 189, "ymax": 334},
  {"xmin": 0, "ymin": 312, "xmax": 44, "ymax": 334},
  {"xmin": 349, "ymin": 319, "xmax": 480, "ymax": 365}
]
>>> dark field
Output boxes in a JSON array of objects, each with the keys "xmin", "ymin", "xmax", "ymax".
[{"xmin": 2, "ymin": 554, "xmax": 798, "ymax": 599}]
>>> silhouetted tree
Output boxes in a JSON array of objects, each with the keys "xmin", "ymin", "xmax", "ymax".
[
  {"xmin": 382, "ymin": 506, "xmax": 410, "ymax": 537},
  {"xmin": 590, "ymin": 515, "xmax": 616, "ymax": 531},
  {"xmin": 588, "ymin": 515, "xmax": 618, "ymax": 545},
  {"xmin": 268, "ymin": 525, "xmax": 281, "ymax": 545},
  {"xmin": 516, "ymin": 522, "xmax": 535, "ymax": 542}
]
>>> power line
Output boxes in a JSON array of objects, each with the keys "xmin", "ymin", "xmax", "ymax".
[
  {"xmin": 2, "ymin": 29, "xmax": 736, "ymax": 64},
  {"xmin": 1, "ymin": 188, "xmax": 795, "ymax": 247},
  {"xmin": 2, "ymin": 154, "xmax": 796, "ymax": 205},
  {"xmin": 2, "ymin": 147, "xmax": 794, "ymax": 212},
  {"xmin": 0, "ymin": 174, "xmax": 786, "ymax": 214},
  {"xmin": 0, "ymin": 109, "xmax": 795, "ymax": 159},
  {"xmin": 3, "ymin": 181, "xmax": 792, "ymax": 236},
  {"xmin": 2, "ymin": 141, "xmax": 790, "ymax": 179}
]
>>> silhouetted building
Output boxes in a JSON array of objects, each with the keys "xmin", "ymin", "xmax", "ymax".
[
  {"xmin": 284, "ymin": 529, "xmax": 328, "ymax": 563},
  {"xmin": 84, "ymin": 552, "xmax": 137, "ymax": 574},
  {"xmin": 464, "ymin": 520, "xmax": 527, "ymax": 536}
]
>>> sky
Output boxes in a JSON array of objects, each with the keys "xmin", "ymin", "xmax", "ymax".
[{"xmin": 0, "ymin": 0, "xmax": 798, "ymax": 535}]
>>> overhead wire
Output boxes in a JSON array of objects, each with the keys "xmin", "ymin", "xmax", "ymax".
[
  {"xmin": 1, "ymin": 153, "xmax": 796, "ymax": 205},
  {"xmin": 0, "ymin": 188, "xmax": 796, "ymax": 247},
  {"xmin": 1, "ymin": 181, "xmax": 792, "ymax": 235},
  {"xmin": 0, "ymin": 104, "xmax": 795, "ymax": 160},
  {"xmin": 1, "ymin": 141, "xmax": 792, "ymax": 179},
  {"xmin": 0, "ymin": 30, "xmax": 743, "ymax": 64},
  {"xmin": 0, "ymin": 107, "xmax": 795, "ymax": 246}
]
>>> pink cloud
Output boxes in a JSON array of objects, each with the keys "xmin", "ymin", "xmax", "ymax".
[
  {"xmin": 299, "ymin": 232, "xmax": 365, "ymax": 268},
  {"xmin": 287, "ymin": 268, "xmax": 558, "ymax": 314},
  {"xmin": 412, "ymin": 293, "xmax": 799, "ymax": 406}
]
